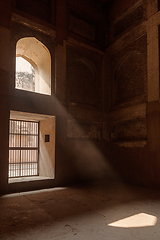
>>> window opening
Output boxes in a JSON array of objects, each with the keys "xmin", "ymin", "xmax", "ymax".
[
  {"xmin": 15, "ymin": 37, "xmax": 51, "ymax": 95},
  {"xmin": 9, "ymin": 119, "xmax": 39, "ymax": 178}
]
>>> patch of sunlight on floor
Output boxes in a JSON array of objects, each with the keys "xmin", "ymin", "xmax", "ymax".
[{"xmin": 108, "ymin": 213, "xmax": 157, "ymax": 228}]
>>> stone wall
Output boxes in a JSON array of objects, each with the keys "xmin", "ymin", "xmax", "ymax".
[
  {"xmin": 1, "ymin": 0, "xmax": 160, "ymax": 193},
  {"xmin": 105, "ymin": 0, "xmax": 160, "ymax": 186}
]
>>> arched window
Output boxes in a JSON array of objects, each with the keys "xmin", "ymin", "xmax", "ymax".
[{"xmin": 16, "ymin": 37, "xmax": 51, "ymax": 95}]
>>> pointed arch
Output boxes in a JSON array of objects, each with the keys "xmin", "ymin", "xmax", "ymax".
[{"xmin": 16, "ymin": 37, "xmax": 51, "ymax": 95}]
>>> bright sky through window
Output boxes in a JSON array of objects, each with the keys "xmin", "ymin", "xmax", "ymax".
[
  {"xmin": 16, "ymin": 57, "xmax": 35, "ymax": 92},
  {"xmin": 16, "ymin": 57, "xmax": 33, "ymax": 73}
]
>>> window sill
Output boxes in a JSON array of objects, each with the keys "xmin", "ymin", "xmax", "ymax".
[{"xmin": 8, "ymin": 176, "xmax": 54, "ymax": 184}]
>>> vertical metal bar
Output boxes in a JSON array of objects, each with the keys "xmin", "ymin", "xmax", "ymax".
[
  {"xmin": 29, "ymin": 148, "xmax": 30, "ymax": 176},
  {"xmin": 37, "ymin": 122, "xmax": 39, "ymax": 176},
  {"xmin": 30, "ymin": 149, "xmax": 31, "ymax": 175},
  {"xmin": 27, "ymin": 149, "xmax": 28, "ymax": 176},
  {"xmin": 14, "ymin": 149, "xmax": 16, "ymax": 177},
  {"xmin": 20, "ymin": 121, "xmax": 21, "ymax": 177},
  {"xmin": 31, "ymin": 149, "xmax": 32, "ymax": 176}
]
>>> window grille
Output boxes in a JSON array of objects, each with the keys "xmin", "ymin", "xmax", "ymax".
[{"xmin": 9, "ymin": 119, "xmax": 39, "ymax": 178}]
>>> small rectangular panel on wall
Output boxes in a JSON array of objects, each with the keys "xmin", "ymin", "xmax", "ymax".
[
  {"xmin": 66, "ymin": 43, "xmax": 103, "ymax": 110},
  {"xmin": 15, "ymin": 0, "xmax": 52, "ymax": 23},
  {"xmin": 110, "ymin": 35, "xmax": 147, "ymax": 109},
  {"xmin": 67, "ymin": 119, "xmax": 102, "ymax": 141},
  {"xmin": 69, "ymin": 9, "xmax": 96, "ymax": 42}
]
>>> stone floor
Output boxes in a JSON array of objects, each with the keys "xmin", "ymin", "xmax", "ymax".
[{"xmin": 1, "ymin": 181, "xmax": 160, "ymax": 240}]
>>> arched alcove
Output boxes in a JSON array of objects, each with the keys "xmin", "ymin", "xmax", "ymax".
[
  {"xmin": 16, "ymin": 37, "xmax": 51, "ymax": 95},
  {"xmin": 68, "ymin": 58, "xmax": 99, "ymax": 106},
  {"xmin": 115, "ymin": 51, "xmax": 146, "ymax": 103}
]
